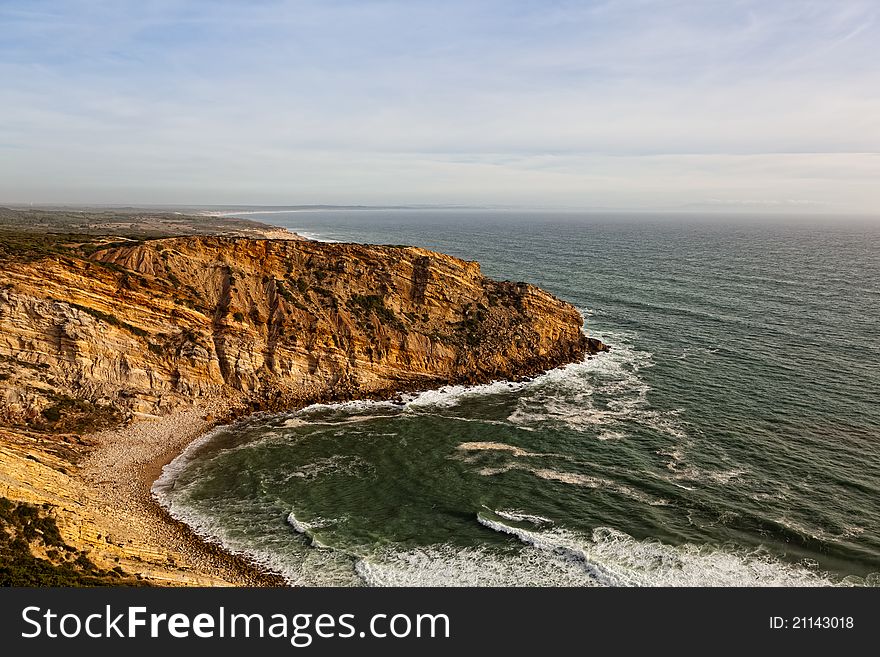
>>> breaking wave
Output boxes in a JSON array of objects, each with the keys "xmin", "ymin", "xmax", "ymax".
[
  {"xmin": 506, "ymin": 328, "xmax": 686, "ymax": 441},
  {"xmin": 351, "ymin": 514, "xmax": 844, "ymax": 587},
  {"xmin": 474, "ymin": 513, "xmax": 841, "ymax": 587}
]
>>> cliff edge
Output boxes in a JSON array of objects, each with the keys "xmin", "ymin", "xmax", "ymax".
[
  {"xmin": 0, "ymin": 234, "xmax": 606, "ymax": 585},
  {"xmin": 1, "ymin": 236, "xmax": 598, "ymax": 425}
]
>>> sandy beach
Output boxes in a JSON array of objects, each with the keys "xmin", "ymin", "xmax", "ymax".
[
  {"xmin": 77, "ymin": 402, "xmax": 286, "ymax": 586},
  {"xmin": 0, "ymin": 401, "xmax": 285, "ymax": 586}
]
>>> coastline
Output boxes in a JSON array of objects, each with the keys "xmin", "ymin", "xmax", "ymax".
[
  {"xmin": 79, "ymin": 401, "xmax": 287, "ymax": 586},
  {"xmin": 137, "ymin": 345, "xmax": 609, "ymax": 586},
  {"xmin": 0, "ymin": 401, "xmax": 287, "ymax": 586},
  {"xmin": 0, "ymin": 215, "xmax": 599, "ymax": 585}
]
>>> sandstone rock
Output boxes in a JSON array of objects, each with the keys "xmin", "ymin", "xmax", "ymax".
[{"xmin": 0, "ymin": 237, "xmax": 589, "ymax": 421}]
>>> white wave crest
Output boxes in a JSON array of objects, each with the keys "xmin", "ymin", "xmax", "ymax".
[
  {"xmin": 403, "ymin": 379, "xmax": 525, "ymax": 410},
  {"xmin": 494, "ymin": 508, "xmax": 553, "ymax": 525},
  {"xmin": 455, "ymin": 441, "xmax": 560, "ymax": 459},
  {"xmin": 505, "ymin": 329, "xmax": 687, "ymax": 442},
  {"xmin": 354, "ymin": 518, "xmax": 840, "ymax": 587},
  {"xmin": 286, "ymin": 511, "xmax": 335, "ymax": 549},
  {"xmin": 474, "ymin": 462, "xmax": 668, "ymax": 506},
  {"xmin": 151, "ymin": 423, "xmax": 232, "ymax": 503},
  {"xmin": 354, "ymin": 544, "xmax": 605, "ymax": 587},
  {"xmin": 476, "ymin": 514, "xmax": 840, "ymax": 587},
  {"xmin": 281, "ymin": 329, "xmax": 687, "ymax": 454},
  {"xmin": 287, "ymin": 511, "xmax": 313, "ymax": 535}
]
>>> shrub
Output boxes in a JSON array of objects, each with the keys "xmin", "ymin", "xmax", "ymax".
[
  {"xmin": 0, "ymin": 498, "xmax": 146, "ymax": 586},
  {"xmin": 347, "ymin": 294, "xmax": 404, "ymax": 330},
  {"xmin": 35, "ymin": 395, "xmax": 124, "ymax": 434},
  {"xmin": 66, "ymin": 302, "xmax": 148, "ymax": 337},
  {"xmin": 276, "ymin": 280, "xmax": 294, "ymax": 302}
]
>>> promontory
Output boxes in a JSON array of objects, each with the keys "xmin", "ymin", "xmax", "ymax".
[{"xmin": 0, "ymin": 208, "xmax": 605, "ymax": 585}]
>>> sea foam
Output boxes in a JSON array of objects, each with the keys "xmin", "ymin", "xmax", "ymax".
[
  {"xmin": 352, "ymin": 518, "xmax": 841, "ymax": 587},
  {"xmin": 475, "ymin": 513, "xmax": 840, "ymax": 587}
]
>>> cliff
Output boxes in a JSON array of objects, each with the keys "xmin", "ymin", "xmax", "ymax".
[
  {"xmin": 0, "ymin": 233, "xmax": 605, "ymax": 585},
  {"xmin": 0, "ymin": 236, "xmax": 597, "ymax": 426}
]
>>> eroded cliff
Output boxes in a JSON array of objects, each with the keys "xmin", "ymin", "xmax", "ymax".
[
  {"xmin": 0, "ymin": 233, "xmax": 606, "ymax": 585},
  {"xmin": 0, "ymin": 236, "xmax": 598, "ymax": 427}
]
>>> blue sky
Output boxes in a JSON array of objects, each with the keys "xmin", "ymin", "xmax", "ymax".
[{"xmin": 1, "ymin": 0, "xmax": 878, "ymax": 211}]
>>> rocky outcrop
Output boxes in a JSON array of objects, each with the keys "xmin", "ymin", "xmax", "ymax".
[
  {"xmin": 0, "ymin": 236, "xmax": 593, "ymax": 425},
  {"xmin": 0, "ymin": 234, "xmax": 602, "ymax": 586}
]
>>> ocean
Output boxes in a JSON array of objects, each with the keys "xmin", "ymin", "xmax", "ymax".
[{"xmin": 153, "ymin": 211, "xmax": 880, "ymax": 586}]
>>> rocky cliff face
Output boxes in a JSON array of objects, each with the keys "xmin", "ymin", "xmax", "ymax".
[{"xmin": 0, "ymin": 236, "xmax": 596, "ymax": 427}]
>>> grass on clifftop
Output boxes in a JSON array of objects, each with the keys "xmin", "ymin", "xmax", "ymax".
[
  {"xmin": 0, "ymin": 230, "xmax": 100, "ymax": 263},
  {"xmin": 0, "ymin": 206, "xmax": 283, "ymax": 241},
  {"xmin": 0, "ymin": 497, "xmax": 145, "ymax": 587}
]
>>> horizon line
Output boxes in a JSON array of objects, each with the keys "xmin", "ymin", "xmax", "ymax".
[{"xmin": 2, "ymin": 201, "xmax": 879, "ymax": 218}]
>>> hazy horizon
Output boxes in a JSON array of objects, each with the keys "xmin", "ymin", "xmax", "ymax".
[
  {"xmin": 2, "ymin": 1, "xmax": 879, "ymax": 214},
  {"xmin": 4, "ymin": 203, "xmax": 880, "ymax": 222}
]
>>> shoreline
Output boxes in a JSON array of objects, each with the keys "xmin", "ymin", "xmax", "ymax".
[
  {"xmin": 1, "ymin": 337, "xmax": 599, "ymax": 587},
  {"xmin": 0, "ymin": 332, "xmax": 602, "ymax": 586},
  {"xmin": 143, "ymin": 412, "xmax": 289, "ymax": 587},
  {"xmin": 134, "ymin": 348, "xmax": 608, "ymax": 586},
  {"xmin": 74, "ymin": 401, "xmax": 287, "ymax": 586},
  {"xmin": 0, "ymin": 210, "xmax": 599, "ymax": 585}
]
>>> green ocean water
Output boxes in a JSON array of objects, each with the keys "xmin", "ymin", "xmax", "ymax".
[{"xmin": 153, "ymin": 211, "xmax": 880, "ymax": 586}]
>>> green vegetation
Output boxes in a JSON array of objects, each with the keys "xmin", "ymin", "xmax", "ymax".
[
  {"xmin": 80, "ymin": 240, "xmax": 141, "ymax": 258},
  {"xmin": 64, "ymin": 301, "xmax": 149, "ymax": 337},
  {"xmin": 348, "ymin": 293, "xmax": 389, "ymax": 316},
  {"xmin": 0, "ymin": 497, "xmax": 144, "ymax": 586},
  {"xmin": 453, "ymin": 303, "xmax": 489, "ymax": 346},
  {"xmin": 312, "ymin": 286, "xmax": 339, "ymax": 310},
  {"xmin": 0, "ymin": 206, "xmax": 281, "ymax": 239},
  {"xmin": 173, "ymin": 295, "xmax": 202, "ymax": 311},
  {"xmin": 275, "ymin": 280, "xmax": 308, "ymax": 311},
  {"xmin": 91, "ymin": 259, "xmax": 130, "ymax": 274},
  {"xmin": 0, "ymin": 230, "xmax": 97, "ymax": 263},
  {"xmin": 347, "ymin": 294, "xmax": 404, "ymax": 330},
  {"xmin": 457, "ymin": 316, "xmax": 483, "ymax": 346},
  {"xmin": 36, "ymin": 394, "xmax": 124, "ymax": 434},
  {"xmin": 275, "ymin": 280, "xmax": 294, "ymax": 302}
]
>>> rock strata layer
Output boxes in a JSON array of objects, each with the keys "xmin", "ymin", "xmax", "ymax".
[
  {"xmin": 0, "ymin": 235, "xmax": 605, "ymax": 585},
  {"xmin": 1, "ymin": 236, "xmax": 599, "ymax": 423}
]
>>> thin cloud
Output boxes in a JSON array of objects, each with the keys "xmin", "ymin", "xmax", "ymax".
[{"xmin": 0, "ymin": 0, "xmax": 878, "ymax": 212}]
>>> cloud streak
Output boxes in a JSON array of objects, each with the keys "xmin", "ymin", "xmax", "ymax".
[{"xmin": 1, "ymin": 0, "xmax": 878, "ymax": 212}]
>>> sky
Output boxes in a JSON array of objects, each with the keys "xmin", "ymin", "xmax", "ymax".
[{"xmin": 1, "ymin": 0, "xmax": 879, "ymax": 212}]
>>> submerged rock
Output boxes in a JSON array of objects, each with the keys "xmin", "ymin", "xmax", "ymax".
[{"xmin": 586, "ymin": 337, "xmax": 610, "ymax": 354}]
